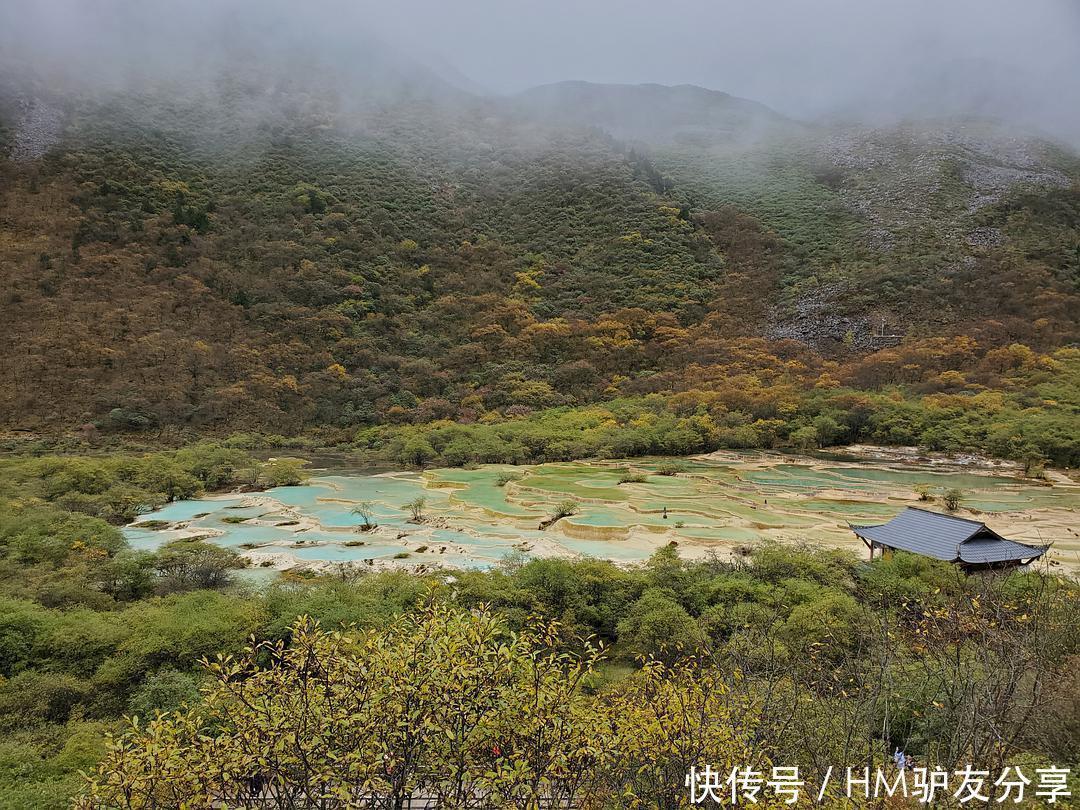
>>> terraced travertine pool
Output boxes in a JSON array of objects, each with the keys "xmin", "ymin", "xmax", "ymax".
[{"xmin": 124, "ymin": 451, "xmax": 1080, "ymax": 572}]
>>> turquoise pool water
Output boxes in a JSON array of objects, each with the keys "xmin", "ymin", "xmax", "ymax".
[{"xmin": 123, "ymin": 455, "xmax": 1079, "ymax": 568}]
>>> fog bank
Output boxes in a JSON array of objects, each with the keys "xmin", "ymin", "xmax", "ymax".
[{"xmin": 2, "ymin": 0, "xmax": 1078, "ymax": 138}]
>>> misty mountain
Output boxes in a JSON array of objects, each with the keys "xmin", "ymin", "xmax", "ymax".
[
  {"xmin": 829, "ymin": 57, "xmax": 1080, "ymax": 146},
  {"xmin": 1, "ymin": 49, "xmax": 1078, "ymax": 431},
  {"xmin": 515, "ymin": 81, "xmax": 794, "ymax": 144}
]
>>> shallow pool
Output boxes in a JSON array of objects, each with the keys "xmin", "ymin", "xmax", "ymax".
[{"xmin": 123, "ymin": 454, "xmax": 1080, "ymax": 568}]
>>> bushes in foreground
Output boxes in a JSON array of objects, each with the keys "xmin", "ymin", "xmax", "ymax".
[
  {"xmin": 76, "ymin": 568, "xmax": 1080, "ymax": 808},
  {"xmin": 78, "ymin": 604, "xmax": 785, "ymax": 809},
  {"xmin": 2, "ymin": 542, "xmax": 1076, "ymax": 808}
]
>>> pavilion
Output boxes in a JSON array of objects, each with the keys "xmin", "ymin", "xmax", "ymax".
[{"xmin": 851, "ymin": 506, "xmax": 1049, "ymax": 572}]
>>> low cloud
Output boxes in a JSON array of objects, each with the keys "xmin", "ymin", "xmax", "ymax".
[{"xmin": 2, "ymin": 0, "xmax": 1077, "ymax": 139}]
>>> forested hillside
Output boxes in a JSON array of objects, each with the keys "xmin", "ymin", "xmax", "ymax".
[{"xmin": 1, "ymin": 72, "xmax": 1078, "ymax": 462}]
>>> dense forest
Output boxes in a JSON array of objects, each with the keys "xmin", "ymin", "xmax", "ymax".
[{"xmin": 1, "ymin": 73, "xmax": 1079, "ymax": 467}]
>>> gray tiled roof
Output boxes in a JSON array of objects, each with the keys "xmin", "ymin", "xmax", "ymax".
[
  {"xmin": 852, "ymin": 507, "xmax": 1047, "ymax": 564},
  {"xmin": 959, "ymin": 538, "xmax": 1048, "ymax": 564}
]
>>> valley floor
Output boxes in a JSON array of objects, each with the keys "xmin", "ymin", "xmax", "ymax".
[{"xmin": 123, "ymin": 446, "xmax": 1080, "ymax": 574}]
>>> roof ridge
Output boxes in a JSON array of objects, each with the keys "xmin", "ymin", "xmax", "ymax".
[{"xmin": 904, "ymin": 505, "xmax": 986, "ymax": 526}]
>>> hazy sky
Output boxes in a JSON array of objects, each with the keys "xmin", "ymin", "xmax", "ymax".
[{"xmin": 3, "ymin": 0, "xmax": 1079, "ymax": 134}]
